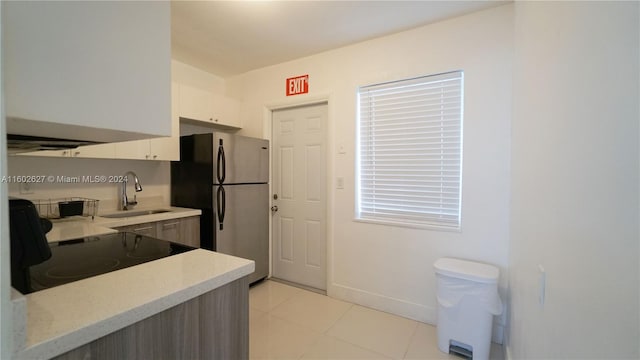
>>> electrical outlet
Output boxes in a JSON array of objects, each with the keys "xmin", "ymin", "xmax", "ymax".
[
  {"xmin": 20, "ymin": 182, "xmax": 34, "ymax": 195},
  {"xmin": 336, "ymin": 177, "xmax": 344, "ymax": 189}
]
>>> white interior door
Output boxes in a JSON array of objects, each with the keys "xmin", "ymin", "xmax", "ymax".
[{"xmin": 272, "ymin": 103, "xmax": 327, "ymax": 290}]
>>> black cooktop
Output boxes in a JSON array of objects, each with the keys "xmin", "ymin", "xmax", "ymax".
[{"xmin": 27, "ymin": 232, "xmax": 195, "ymax": 293}]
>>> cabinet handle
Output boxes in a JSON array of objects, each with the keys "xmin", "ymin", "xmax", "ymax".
[
  {"xmin": 134, "ymin": 226, "xmax": 153, "ymax": 233},
  {"xmin": 163, "ymin": 222, "xmax": 179, "ymax": 228},
  {"xmin": 74, "ymin": 151, "xmax": 80, "ymax": 157},
  {"xmin": 153, "ymin": 154, "xmax": 158, "ymax": 159}
]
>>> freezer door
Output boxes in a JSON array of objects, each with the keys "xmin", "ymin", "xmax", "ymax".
[
  {"xmin": 215, "ymin": 183, "xmax": 269, "ymax": 283},
  {"xmin": 214, "ymin": 133, "xmax": 269, "ymax": 184}
]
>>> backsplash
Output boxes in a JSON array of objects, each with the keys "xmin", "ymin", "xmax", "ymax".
[{"xmin": 7, "ymin": 156, "xmax": 171, "ymax": 211}]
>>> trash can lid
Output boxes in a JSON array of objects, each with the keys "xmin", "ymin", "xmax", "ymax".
[{"xmin": 434, "ymin": 257, "xmax": 500, "ymax": 283}]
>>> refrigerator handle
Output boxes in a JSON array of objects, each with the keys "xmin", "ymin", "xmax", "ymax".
[
  {"xmin": 216, "ymin": 185, "xmax": 226, "ymax": 230},
  {"xmin": 217, "ymin": 139, "xmax": 226, "ymax": 183}
]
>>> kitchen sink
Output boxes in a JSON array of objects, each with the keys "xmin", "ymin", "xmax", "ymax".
[{"xmin": 101, "ymin": 209, "xmax": 171, "ymax": 219}]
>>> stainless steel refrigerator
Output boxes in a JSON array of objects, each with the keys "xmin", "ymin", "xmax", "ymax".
[{"xmin": 171, "ymin": 133, "xmax": 269, "ymax": 283}]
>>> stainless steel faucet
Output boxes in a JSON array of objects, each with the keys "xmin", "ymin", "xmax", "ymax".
[{"xmin": 121, "ymin": 171, "xmax": 142, "ymax": 210}]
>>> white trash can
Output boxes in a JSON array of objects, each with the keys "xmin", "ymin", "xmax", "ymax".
[{"xmin": 434, "ymin": 258, "xmax": 502, "ymax": 360}]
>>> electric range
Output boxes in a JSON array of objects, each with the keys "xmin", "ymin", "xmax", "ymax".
[{"xmin": 27, "ymin": 232, "xmax": 195, "ymax": 293}]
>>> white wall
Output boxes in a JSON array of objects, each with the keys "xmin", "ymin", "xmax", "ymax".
[
  {"xmin": 508, "ymin": 2, "xmax": 639, "ymax": 358},
  {"xmin": 227, "ymin": 4, "xmax": 513, "ymax": 339},
  {"xmin": 172, "ymin": 59, "xmax": 226, "ymax": 94}
]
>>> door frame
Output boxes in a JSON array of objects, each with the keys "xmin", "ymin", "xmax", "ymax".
[{"xmin": 263, "ymin": 95, "xmax": 333, "ymax": 291}]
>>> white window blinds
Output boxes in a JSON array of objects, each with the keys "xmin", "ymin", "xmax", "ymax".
[{"xmin": 356, "ymin": 71, "xmax": 463, "ymax": 229}]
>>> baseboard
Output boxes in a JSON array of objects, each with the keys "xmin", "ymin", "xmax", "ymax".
[
  {"xmin": 269, "ymin": 277, "xmax": 326, "ymax": 295},
  {"xmin": 329, "ymin": 282, "xmax": 504, "ymax": 344},
  {"xmin": 330, "ymin": 282, "xmax": 437, "ymax": 324}
]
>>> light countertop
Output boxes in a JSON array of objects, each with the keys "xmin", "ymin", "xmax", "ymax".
[
  {"xmin": 13, "ymin": 249, "xmax": 255, "ymax": 359},
  {"xmin": 47, "ymin": 206, "xmax": 202, "ymax": 242}
]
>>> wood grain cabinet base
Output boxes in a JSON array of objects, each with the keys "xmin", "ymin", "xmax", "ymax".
[
  {"xmin": 54, "ymin": 276, "xmax": 249, "ymax": 360},
  {"xmin": 113, "ymin": 216, "xmax": 200, "ymax": 248}
]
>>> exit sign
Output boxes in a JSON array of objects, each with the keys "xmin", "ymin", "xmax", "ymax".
[{"xmin": 286, "ymin": 75, "xmax": 309, "ymax": 96}]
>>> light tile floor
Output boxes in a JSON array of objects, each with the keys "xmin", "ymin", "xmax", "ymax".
[{"xmin": 249, "ymin": 280, "xmax": 504, "ymax": 360}]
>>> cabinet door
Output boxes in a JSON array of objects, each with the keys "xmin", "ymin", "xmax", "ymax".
[
  {"xmin": 115, "ymin": 137, "xmax": 180, "ymax": 161},
  {"xmin": 212, "ymin": 93, "xmax": 241, "ymax": 128},
  {"xmin": 149, "ymin": 137, "xmax": 179, "ymax": 161},
  {"xmin": 179, "ymin": 84, "xmax": 214, "ymax": 123},
  {"xmin": 16, "ymin": 143, "xmax": 116, "ymax": 159},
  {"xmin": 180, "ymin": 217, "xmax": 200, "ymax": 248},
  {"xmin": 114, "ymin": 83, "xmax": 180, "ymax": 161},
  {"xmin": 157, "ymin": 217, "xmax": 200, "ymax": 248},
  {"xmin": 178, "ymin": 84, "xmax": 241, "ymax": 129},
  {"xmin": 115, "ymin": 140, "xmax": 151, "ymax": 160},
  {"xmin": 71, "ymin": 143, "xmax": 116, "ymax": 159},
  {"xmin": 148, "ymin": 83, "xmax": 180, "ymax": 161},
  {"xmin": 158, "ymin": 220, "xmax": 180, "ymax": 243},
  {"xmin": 4, "ymin": 1, "xmax": 171, "ymax": 142},
  {"xmin": 15, "ymin": 149, "xmax": 71, "ymax": 158}
]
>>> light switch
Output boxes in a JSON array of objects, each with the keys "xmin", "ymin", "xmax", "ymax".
[
  {"xmin": 538, "ymin": 264, "xmax": 546, "ymax": 306},
  {"xmin": 336, "ymin": 177, "xmax": 344, "ymax": 189}
]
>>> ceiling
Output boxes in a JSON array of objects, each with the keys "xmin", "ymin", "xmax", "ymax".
[{"xmin": 171, "ymin": 1, "xmax": 506, "ymax": 78}]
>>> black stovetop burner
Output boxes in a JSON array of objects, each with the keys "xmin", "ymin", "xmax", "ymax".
[{"xmin": 26, "ymin": 232, "xmax": 195, "ymax": 293}]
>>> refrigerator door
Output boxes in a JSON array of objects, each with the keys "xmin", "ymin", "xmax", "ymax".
[
  {"xmin": 215, "ymin": 183, "xmax": 269, "ymax": 283},
  {"xmin": 214, "ymin": 133, "xmax": 269, "ymax": 184}
]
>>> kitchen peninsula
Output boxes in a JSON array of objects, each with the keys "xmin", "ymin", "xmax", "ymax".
[{"xmin": 11, "ymin": 247, "xmax": 254, "ymax": 359}]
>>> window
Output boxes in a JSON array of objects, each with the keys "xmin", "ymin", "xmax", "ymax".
[{"xmin": 356, "ymin": 71, "xmax": 463, "ymax": 230}]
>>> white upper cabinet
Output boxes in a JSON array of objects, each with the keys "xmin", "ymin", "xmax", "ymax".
[
  {"xmin": 114, "ymin": 137, "xmax": 177, "ymax": 161},
  {"xmin": 179, "ymin": 85, "xmax": 213, "ymax": 123},
  {"xmin": 178, "ymin": 84, "xmax": 241, "ymax": 129},
  {"xmin": 114, "ymin": 83, "xmax": 180, "ymax": 161},
  {"xmin": 4, "ymin": 1, "xmax": 172, "ymax": 143},
  {"xmin": 15, "ymin": 84, "xmax": 179, "ymax": 161},
  {"xmin": 70, "ymin": 144, "xmax": 116, "ymax": 159},
  {"xmin": 15, "ymin": 143, "xmax": 115, "ymax": 159},
  {"xmin": 16, "ymin": 150, "xmax": 72, "ymax": 158},
  {"xmin": 115, "ymin": 140, "xmax": 153, "ymax": 161},
  {"xmin": 154, "ymin": 82, "xmax": 181, "ymax": 161}
]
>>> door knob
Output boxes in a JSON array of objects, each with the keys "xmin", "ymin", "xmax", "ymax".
[{"xmin": 271, "ymin": 205, "xmax": 278, "ymax": 212}]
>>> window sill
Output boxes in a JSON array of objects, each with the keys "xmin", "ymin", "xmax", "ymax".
[{"xmin": 353, "ymin": 217, "xmax": 461, "ymax": 233}]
